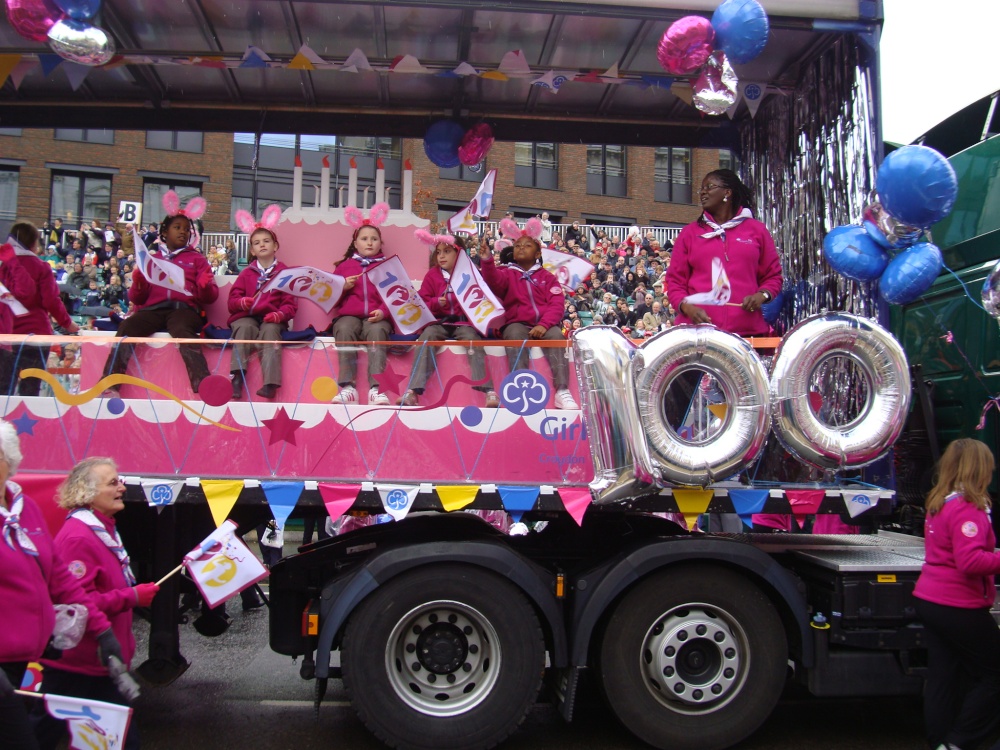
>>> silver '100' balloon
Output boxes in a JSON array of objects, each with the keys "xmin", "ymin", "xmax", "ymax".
[
  {"xmin": 982, "ymin": 259, "xmax": 1000, "ymax": 322},
  {"xmin": 47, "ymin": 18, "xmax": 116, "ymax": 67}
]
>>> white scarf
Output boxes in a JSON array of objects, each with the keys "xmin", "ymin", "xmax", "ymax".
[
  {"xmin": 700, "ymin": 207, "xmax": 754, "ymax": 239},
  {"xmin": 0, "ymin": 482, "xmax": 37, "ymax": 556},
  {"xmin": 68, "ymin": 507, "xmax": 136, "ymax": 585}
]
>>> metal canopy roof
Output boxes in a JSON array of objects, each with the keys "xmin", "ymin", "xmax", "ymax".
[{"xmin": 0, "ymin": 0, "xmax": 873, "ymax": 145}]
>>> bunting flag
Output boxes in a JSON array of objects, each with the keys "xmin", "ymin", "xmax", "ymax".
[
  {"xmin": 288, "ymin": 44, "xmax": 321, "ymax": 70},
  {"xmin": 262, "ymin": 481, "xmax": 304, "ymax": 529},
  {"xmin": 673, "ymin": 488, "xmax": 714, "ymax": 531},
  {"xmin": 259, "ymin": 265, "xmax": 345, "ymax": 314},
  {"xmin": 366, "ymin": 255, "xmax": 437, "ymax": 335},
  {"xmin": 541, "ymin": 248, "xmax": 595, "ymax": 293},
  {"xmin": 446, "ymin": 168, "xmax": 496, "ymax": 234},
  {"xmin": 132, "ymin": 228, "xmax": 191, "ymax": 296},
  {"xmin": 44, "ymin": 693, "xmax": 132, "ymax": 750},
  {"xmin": 728, "ymin": 488, "xmax": 769, "ymax": 529},
  {"xmin": 377, "ymin": 483, "xmax": 420, "ymax": 521},
  {"xmin": 38, "ymin": 54, "xmax": 63, "ymax": 77},
  {"xmin": 240, "ymin": 46, "xmax": 271, "ymax": 68},
  {"xmin": 558, "ymin": 487, "xmax": 591, "ymax": 526},
  {"xmin": 436, "ymin": 485, "xmax": 478, "ymax": 512},
  {"xmin": 498, "ymin": 50, "xmax": 531, "ymax": 77},
  {"xmin": 0, "ymin": 55, "xmax": 21, "ymax": 88},
  {"xmin": 341, "ymin": 48, "xmax": 371, "ymax": 72},
  {"xmin": 183, "ymin": 519, "xmax": 268, "ymax": 608},
  {"xmin": 141, "ymin": 479, "xmax": 184, "ymax": 508},
  {"xmin": 452, "ymin": 62, "xmax": 479, "ymax": 76},
  {"xmin": 450, "ymin": 249, "xmax": 505, "ymax": 335},
  {"xmin": 318, "ymin": 482, "xmax": 359, "ymax": 524},
  {"xmin": 390, "ymin": 55, "xmax": 430, "ymax": 74},
  {"xmin": 200, "ymin": 480, "xmax": 244, "ymax": 527},
  {"xmin": 786, "ymin": 489, "xmax": 826, "ymax": 523},
  {"xmin": 497, "ymin": 485, "xmax": 539, "ymax": 523},
  {"xmin": 9, "ymin": 58, "xmax": 36, "ymax": 90},
  {"xmin": 740, "ymin": 81, "xmax": 766, "ymax": 118},
  {"xmin": 842, "ymin": 490, "xmax": 879, "ymax": 518},
  {"xmin": 671, "ymin": 82, "xmax": 693, "ymax": 105},
  {"xmin": 63, "ymin": 62, "xmax": 91, "ymax": 91}
]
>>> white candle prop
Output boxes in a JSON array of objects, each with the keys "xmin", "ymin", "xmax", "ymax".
[
  {"xmin": 403, "ymin": 159, "xmax": 413, "ymax": 215},
  {"xmin": 292, "ymin": 154, "xmax": 302, "ymax": 210},
  {"xmin": 320, "ymin": 155, "xmax": 330, "ymax": 210},
  {"xmin": 362, "ymin": 186, "xmax": 371, "ymax": 209},
  {"xmin": 348, "ymin": 156, "xmax": 358, "ymax": 207},
  {"xmin": 375, "ymin": 157, "xmax": 385, "ymax": 204}
]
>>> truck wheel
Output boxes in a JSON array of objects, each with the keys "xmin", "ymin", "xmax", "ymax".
[
  {"xmin": 341, "ymin": 564, "xmax": 545, "ymax": 750},
  {"xmin": 599, "ymin": 565, "xmax": 787, "ymax": 750}
]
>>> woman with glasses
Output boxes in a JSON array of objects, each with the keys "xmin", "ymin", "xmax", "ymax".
[{"xmin": 665, "ymin": 169, "xmax": 781, "ymax": 336}]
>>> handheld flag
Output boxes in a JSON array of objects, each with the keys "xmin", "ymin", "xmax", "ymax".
[
  {"xmin": 183, "ymin": 519, "xmax": 268, "ymax": 608},
  {"xmin": 260, "ymin": 265, "xmax": 346, "ymax": 314},
  {"xmin": 366, "ymin": 255, "xmax": 437, "ymax": 334},
  {"xmin": 542, "ymin": 248, "xmax": 595, "ymax": 293},
  {"xmin": 683, "ymin": 256, "xmax": 732, "ymax": 306},
  {"xmin": 131, "ymin": 227, "xmax": 191, "ymax": 297},
  {"xmin": 446, "ymin": 169, "xmax": 497, "ymax": 234},
  {"xmin": 450, "ymin": 249, "xmax": 505, "ymax": 335},
  {"xmin": 44, "ymin": 692, "xmax": 133, "ymax": 750}
]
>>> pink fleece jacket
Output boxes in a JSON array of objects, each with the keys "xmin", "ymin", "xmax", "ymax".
[
  {"xmin": 913, "ymin": 493, "xmax": 1000, "ymax": 609},
  {"xmin": 666, "ymin": 214, "xmax": 782, "ymax": 336},
  {"xmin": 479, "ymin": 255, "xmax": 564, "ymax": 330},
  {"xmin": 0, "ymin": 248, "xmax": 35, "ymax": 335},
  {"xmin": 332, "ymin": 254, "xmax": 391, "ymax": 320},
  {"xmin": 419, "ymin": 267, "xmax": 474, "ymax": 326},
  {"xmin": 129, "ymin": 245, "xmax": 218, "ymax": 311},
  {"xmin": 226, "ymin": 260, "xmax": 299, "ymax": 326},
  {"xmin": 10, "ymin": 247, "xmax": 75, "ymax": 334},
  {"xmin": 40, "ymin": 512, "xmax": 137, "ymax": 675},
  {"xmin": 0, "ymin": 485, "xmax": 111, "ymax": 663}
]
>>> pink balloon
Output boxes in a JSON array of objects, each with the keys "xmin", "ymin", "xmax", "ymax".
[
  {"xmin": 6, "ymin": 0, "xmax": 63, "ymax": 43},
  {"xmin": 657, "ymin": 15, "xmax": 716, "ymax": 76},
  {"xmin": 458, "ymin": 122, "xmax": 494, "ymax": 167}
]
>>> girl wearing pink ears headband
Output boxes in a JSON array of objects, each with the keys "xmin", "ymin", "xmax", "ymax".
[
  {"xmin": 101, "ymin": 190, "xmax": 218, "ymax": 400},
  {"xmin": 479, "ymin": 216, "xmax": 579, "ymax": 410},
  {"xmin": 329, "ymin": 203, "xmax": 393, "ymax": 406},
  {"xmin": 227, "ymin": 205, "xmax": 298, "ymax": 400},
  {"xmin": 396, "ymin": 230, "xmax": 499, "ymax": 408}
]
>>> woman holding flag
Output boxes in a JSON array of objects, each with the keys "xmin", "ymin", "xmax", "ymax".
[
  {"xmin": 398, "ymin": 232, "xmax": 501, "ymax": 408},
  {"xmin": 665, "ymin": 169, "xmax": 782, "ymax": 337},
  {"xmin": 227, "ymin": 206, "xmax": 298, "ymax": 401}
]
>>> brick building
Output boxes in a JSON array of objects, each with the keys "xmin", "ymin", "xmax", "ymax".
[{"xmin": 0, "ymin": 128, "xmax": 728, "ymax": 239}]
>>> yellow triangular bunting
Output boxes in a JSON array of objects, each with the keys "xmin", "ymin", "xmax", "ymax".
[
  {"xmin": 200, "ymin": 480, "xmax": 244, "ymax": 527},
  {"xmin": 436, "ymin": 485, "xmax": 479, "ymax": 512}
]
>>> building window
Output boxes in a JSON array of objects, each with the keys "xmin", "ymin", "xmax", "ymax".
[
  {"xmin": 514, "ymin": 143, "xmax": 558, "ymax": 189},
  {"xmin": 718, "ymin": 149, "xmax": 740, "ymax": 174},
  {"xmin": 146, "ymin": 131, "xmax": 204, "ymax": 153},
  {"xmin": 439, "ymin": 164, "xmax": 481, "ymax": 182},
  {"xmin": 437, "ymin": 202, "xmax": 468, "ymax": 226},
  {"xmin": 50, "ymin": 172, "xmax": 111, "ymax": 226},
  {"xmin": 586, "ymin": 145, "xmax": 627, "ymax": 197},
  {"xmin": 654, "ymin": 147, "xmax": 692, "ymax": 204},
  {"xmin": 0, "ymin": 128, "xmax": 22, "ymax": 137},
  {"xmin": 143, "ymin": 180, "xmax": 202, "ymax": 220},
  {"xmin": 0, "ymin": 167, "xmax": 19, "ymax": 238},
  {"xmin": 54, "ymin": 128, "xmax": 115, "ymax": 145}
]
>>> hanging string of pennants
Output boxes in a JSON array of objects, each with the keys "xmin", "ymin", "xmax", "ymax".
[
  {"xmin": 0, "ymin": 46, "xmax": 770, "ymax": 113},
  {"xmin": 129, "ymin": 477, "xmax": 884, "ymax": 531}
]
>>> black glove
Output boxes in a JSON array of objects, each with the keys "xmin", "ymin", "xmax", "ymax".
[
  {"xmin": 96, "ymin": 629, "xmax": 124, "ymax": 669},
  {"xmin": 0, "ymin": 667, "xmax": 13, "ymax": 698}
]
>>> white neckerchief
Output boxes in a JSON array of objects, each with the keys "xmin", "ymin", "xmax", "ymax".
[
  {"xmin": 700, "ymin": 207, "xmax": 753, "ymax": 240},
  {"xmin": 352, "ymin": 253, "xmax": 384, "ymax": 268},
  {"xmin": 253, "ymin": 259, "xmax": 277, "ymax": 292},
  {"xmin": 0, "ymin": 482, "xmax": 37, "ymax": 556},
  {"xmin": 163, "ymin": 244, "xmax": 193, "ymax": 261},
  {"xmin": 68, "ymin": 507, "xmax": 136, "ymax": 585}
]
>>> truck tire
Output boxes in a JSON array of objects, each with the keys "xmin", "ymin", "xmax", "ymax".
[
  {"xmin": 340, "ymin": 564, "xmax": 545, "ymax": 750},
  {"xmin": 599, "ymin": 565, "xmax": 787, "ymax": 750}
]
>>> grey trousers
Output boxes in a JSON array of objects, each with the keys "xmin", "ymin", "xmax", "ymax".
[
  {"xmin": 409, "ymin": 323, "xmax": 492, "ymax": 392},
  {"xmin": 230, "ymin": 316, "xmax": 285, "ymax": 387},
  {"xmin": 332, "ymin": 315, "xmax": 392, "ymax": 386},
  {"xmin": 501, "ymin": 323, "xmax": 568, "ymax": 390}
]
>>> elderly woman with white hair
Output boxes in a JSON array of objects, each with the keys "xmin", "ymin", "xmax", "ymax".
[
  {"xmin": 35, "ymin": 457, "xmax": 158, "ymax": 750},
  {"xmin": 0, "ymin": 422, "xmax": 122, "ymax": 750}
]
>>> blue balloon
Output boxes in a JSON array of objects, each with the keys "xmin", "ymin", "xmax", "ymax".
[
  {"xmin": 822, "ymin": 225, "xmax": 890, "ymax": 282},
  {"xmin": 876, "ymin": 145, "xmax": 958, "ymax": 229},
  {"xmin": 53, "ymin": 0, "xmax": 101, "ymax": 21},
  {"xmin": 879, "ymin": 241, "xmax": 943, "ymax": 305},
  {"xmin": 423, "ymin": 120, "xmax": 465, "ymax": 169},
  {"xmin": 711, "ymin": 0, "xmax": 770, "ymax": 64}
]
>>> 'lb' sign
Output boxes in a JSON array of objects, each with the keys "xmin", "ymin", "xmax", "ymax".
[{"xmin": 117, "ymin": 201, "xmax": 142, "ymax": 226}]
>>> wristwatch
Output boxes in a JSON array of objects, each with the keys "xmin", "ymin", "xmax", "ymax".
[{"xmin": 758, "ymin": 289, "xmax": 772, "ymax": 303}]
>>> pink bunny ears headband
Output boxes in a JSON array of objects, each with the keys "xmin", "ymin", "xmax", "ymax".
[
  {"xmin": 345, "ymin": 202, "xmax": 390, "ymax": 239},
  {"xmin": 162, "ymin": 190, "xmax": 207, "ymax": 222},
  {"xmin": 499, "ymin": 217, "xmax": 543, "ymax": 245},
  {"xmin": 414, "ymin": 228, "xmax": 457, "ymax": 250},
  {"xmin": 235, "ymin": 204, "xmax": 282, "ymax": 241}
]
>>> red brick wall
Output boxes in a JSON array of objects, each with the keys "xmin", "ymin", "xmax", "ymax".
[
  {"xmin": 404, "ymin": 139, "xmax": 721, "ymax": 227},
  {"xmin": 0, "ymin": 130, "xmax": 234, "ymax": 232}
]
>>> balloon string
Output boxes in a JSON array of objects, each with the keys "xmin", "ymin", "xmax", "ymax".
[
  {"xmin": 977, "ymin": 398, "xmax": 1000, "ymax": 431},
  {"xmin": 940, "ymin": 263, "xmax": 990, "ymax": 314}
]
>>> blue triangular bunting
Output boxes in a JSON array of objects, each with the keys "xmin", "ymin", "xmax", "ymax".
[
  {"xmin": 261, "ymin": 480, "xmax": 304, "ymax": 528},
  {"xmin": 497, "ymin": 485, "xmax": 539, "ymax": 514}
]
